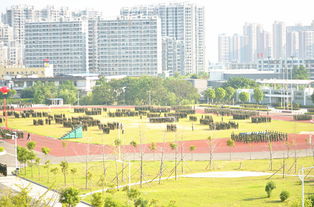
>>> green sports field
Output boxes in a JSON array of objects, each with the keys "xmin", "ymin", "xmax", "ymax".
[{"xmin": 5, "ymin": 108, "xmax": 314, "ymax": 145}]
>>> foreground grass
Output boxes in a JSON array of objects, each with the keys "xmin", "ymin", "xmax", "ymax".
[
  {"xmin": 19, "ymin": 157, "xmax": 314, "ymax": 195},
  {"xmin": 83, "ymin": 176, "xmax": 314, "ymax": 207},
  {"xmin": 5, "ymin": 108, "xmax": 314, "ymax": 145}
]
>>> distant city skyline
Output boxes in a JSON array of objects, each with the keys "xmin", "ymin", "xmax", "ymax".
[{"xmin": 1, "ymin": 0, "xmax": 314, "ymax": 62}]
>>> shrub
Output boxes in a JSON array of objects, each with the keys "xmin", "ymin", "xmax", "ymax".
[
  {"xmin": 265, "ymin": 181, "xmax": 276, "ymax": 198},
  {"xmin": 59, "ymin": 187, "xmax": 80, "ymax": 207},
  {"xmin": 293, "ymin": 114, "xmax": 312, "ymax": 120},
  {"xmin": 308, "ymin": 194, "xmax": 314, "ymax": 207},
  {"xmin": 280, "ymin": 190, "xmax": 289, "ymax": 202},
  {"xmin": 91, "ymin": 193, "xmax": 104, "ymax": 207}
]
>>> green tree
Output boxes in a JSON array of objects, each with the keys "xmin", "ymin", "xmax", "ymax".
[
  {"xmin": 104, "ymin": 197, "xmax": 119, "ymax": 207},
  {"xmin": 31, "ymin": 81, "xmax": 57, "ymax": 104},
  {"xmin": 60, "ymin": 161, "xmax": 69, "ymax": 186},
  {"xmin": 70, "ymin": 168, "xmax": 77, "ymax": 186},
  {"xmin": 265, "ymin": 181, "xmax": 276, "ymax": 198},
  {"xmin": 26, "ymin": 141, "xmax": 36, "ymax": 151},
  {"xmin": 134, "ymin": 198, "xmax": 149, "ymax": 207},
  {"xmin": 127, "ymin": 188, "xmax": 141, "ymax": 201},
  {"xmin": 0, "ymin": 187, "xmax": 31, "ymax": 206},
  {"xmin": 164, "ymin": 78, "xmax": 199, "ymax": 105},
  {"xmin": 26, "ymin": 142, "xmax": 36, "ymax": 177},
  {"xmin": 20, "ymin": 88, "xmax": 34, "ymax": 98},
  {"xmin": 215, "ymin": 87, "xmax": 226, "ymax": 102},
  {"xmin": 92, "ymin": 77, "xmax": 115, "ymax": 105},
  {"xmin": 224, "ymin": 86, "xmax": 236, "ymax": 103},
  {"xmin": 203, "ymin": 88, "xmax": 215, "ymax": 103},
  {"xmin": 280, "ymin": 190, "xmax": 289, "ymax": 202},
  {"xmin": 91, "ymin": 192, "xmax": 104, "ymax": 207},
  {"xmin": 308, "ymin": 194, "xmax": 314, "ymax": 207},
  {"xmin": 41, "ymin": 147, "xmax": 50, "ymax": 156},
  {"xmin": 35, "ymin": 157, "xmax": 41, "ymax": 180},
  {"xmin": 189, "ymin": 145, "xmax": 196, "ymax": 161},
  {"xmin": 44, "ymin": 160, "xmax": 51, "ymax": 183},
  {"xmin": 50, "ymin": 167, "xmax": 59, "ymax": 182},
  {"xmin": 58, "ymin": 81, "xmax": 78, "ymax": 104},
  {"xmin": 223, "ymin": 77, "xmax": 258, "ymax": 89},
  {"xmin": 59, "ymin": 187, "xmax": 80, "ymax": 207},
  {"xmin": 292, "ymin": 65, "xmax": 309, "ymax": 80},
  {"xmin": 226, "ymin": 139, "xmax": 235, "ymax": 160},
  {"xmin": 169, "ymin": 143, "xmax": 178, "ymax": 180},
  {"xmin": 253, "ymin": 88, "xmax": 264, "ymax": 104},
  {"xmin": 238, "ymin": 91, "xmax": 250, "ymax": 103}
]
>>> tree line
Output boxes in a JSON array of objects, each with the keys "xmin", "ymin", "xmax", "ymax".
[
  {"xmin": 20, "ymin": 77, "xmax": 199, "ymax": 106},
  {"xmin": 203, "ymin": 77, "xmax": 264, "ymax": 104}
]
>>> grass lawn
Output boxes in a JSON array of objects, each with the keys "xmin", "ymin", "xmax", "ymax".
[
  {"xmin": 83, "ymin": 176, "xmax": 314, "ymax": 207},
  {"xmin": 5, "ymin": 108, "xmax": 314, "ymax": 145},
  {"xmin": 19, "ymin": 157, "xmax": 314, "ymax": 196}
]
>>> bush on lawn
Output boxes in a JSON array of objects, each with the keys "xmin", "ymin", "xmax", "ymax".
[{"xmin": 280, "ymin": 190, "xmax": 290, "ymax": 202}]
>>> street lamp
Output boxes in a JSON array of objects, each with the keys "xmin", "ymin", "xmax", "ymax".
[{"xmin": 298, "ymin": 166, "xmax": 314, "ymax": 207}]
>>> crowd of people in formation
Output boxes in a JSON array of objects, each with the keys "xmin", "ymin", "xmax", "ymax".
[
  {"xmin": 209, "ymin": 121, "xmax": 239, "ymax": 130},
  {"xmin": 167, "ymin": 124, "xmax": 177, "ymax": 132},
  {"xmin": 231, "ymin": 130, "xmax": 288, "ymax": 143},
  {"xmin": 251, "ymin": 116, "xmax": 271, "ymax": 123}
]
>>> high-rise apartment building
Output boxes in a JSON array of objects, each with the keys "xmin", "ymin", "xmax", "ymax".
[
  {"xmin": 231, "ymin": 34, "xmax": 241, "ymax": 63},
  {"xmin": 273, "ymin": 21, "xmax": 286, "ymax": 59},
  {"xmin": 162, "ymin": 37, "xmax": 184, "ymax": 76},
  {"xmin": 3, "ymin": 5, "xmax": 36, "ymax": 44},
  {"xmin": 88, "ymin": 16, "xmax": 162, "ymax": 76},
  {"xmin": 218, "ymin": 34, "xmax": 231, "ymax": 63},
  {"xmin": 286, "ymin": 31, "xmax": 300, "ymax": 57},
  {"xmin": 24, "ymin": 20, "xmax": 89, "ymax": 75},
  {"xmin": 0, "ymin": 23, "xmax": 13, "ymax": 46},
  {"xmin": 299, "ymin": 30, "xmax": 314, "ymax": 59},
  {"xmin": 120, "ymin": 3, "xmax": 205, "ymax": 75}
]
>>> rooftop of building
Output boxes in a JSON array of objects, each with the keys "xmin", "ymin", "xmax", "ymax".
[
  {"xmin": 257, "ymin": 79, "xmax": 314, "ymax": 85},
  {"xmin": 209, "ymin": 69, "xmax": 276, "ymax": 74}
]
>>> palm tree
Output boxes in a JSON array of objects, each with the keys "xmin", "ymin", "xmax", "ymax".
[
  {"xmin": 189, "ymin": 145, "xmax": 196, "ymax": 161},
  {"xmin": 226, "ymin": 139, "xmax": 235, "ymax": 160}
]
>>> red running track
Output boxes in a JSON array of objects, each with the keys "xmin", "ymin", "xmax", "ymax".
[{"xmin": 4, "ymin": 132, "xmax": 312, "ymax": 157}]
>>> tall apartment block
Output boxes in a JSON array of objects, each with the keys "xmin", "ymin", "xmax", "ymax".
[
  {"xmin": 219, "ymin": 23, "xmax": 271, "ymax": 64},
  {"xmin": 88, "ymin": 16, "xmax": 162, "ymax": 76},
  {"xmin": 162, "ymin": 37, "xmax": 184, "ymax": 75},
  {"xmin": 272, "ymin": 21, "xmax": 286, "ymax": 59},
  {"xmin": 24, "ymin": 20, "xmax": 89, "ymax": 75},
  {"xmin": 218, "ymin": 34, "xmax": 231, "ymax": 63},
  {"xmin": 120, "ymin": 3, "xmax": 205, "ymax": 75}
]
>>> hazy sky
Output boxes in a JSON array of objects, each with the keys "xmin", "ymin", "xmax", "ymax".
[{"xmin": 1, "ymin": 0, "xmax": 314, "ymax": 62}]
